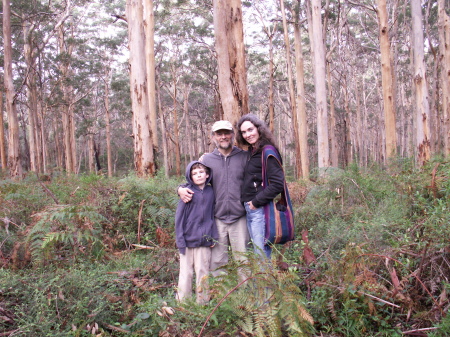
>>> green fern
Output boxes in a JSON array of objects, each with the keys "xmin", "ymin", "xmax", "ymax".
[
  {"xmin": 26, "ymin": 204, "xmax": 107, "ymax": 265},
  {"xmin": 208, "ymin": 254, "xmax": 314, "ymax": 337}
]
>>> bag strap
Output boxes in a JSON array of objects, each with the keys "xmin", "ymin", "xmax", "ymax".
[{"xmin": 261, "ymin": 145, "xmax": 288, "ymax": 205}]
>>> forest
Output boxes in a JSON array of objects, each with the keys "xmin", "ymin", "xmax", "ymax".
[{"xmin": 1, "ymin": 0, "xmax": 450, "ymax": 336}]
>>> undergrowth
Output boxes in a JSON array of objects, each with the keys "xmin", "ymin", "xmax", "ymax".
[{"xmin": 0, "ymin": 158, "xmax": 449, "ymax": 336}]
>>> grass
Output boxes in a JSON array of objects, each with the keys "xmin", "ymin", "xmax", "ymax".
[{"xmin": 0, "ymin": 157, "xmax": 449, "ymax": 336}]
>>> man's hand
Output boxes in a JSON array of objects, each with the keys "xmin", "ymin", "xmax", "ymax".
[{"xmin": 178, "ymin": 187, "xmax": 194, "ymax": 203}]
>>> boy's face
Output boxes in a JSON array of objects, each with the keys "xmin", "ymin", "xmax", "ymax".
[{"xmin": 191, "ymin": 167, "xmax": 209, "ymax": 186}]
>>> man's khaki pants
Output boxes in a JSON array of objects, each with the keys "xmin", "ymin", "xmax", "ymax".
[{"xmin": 210, "ymin": 216, "xmax": 249, "ymax": 281}]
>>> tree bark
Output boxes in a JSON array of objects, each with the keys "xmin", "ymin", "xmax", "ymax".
[
  {"xmin": 327, "ymin": 61, "xmax": 339, "ymax": 167},
  {"xmin": 183, "ymin": 84, "xmax": 194, "ymax": 163},
  {"xmin": 293, "ymin": 2, "xmax": 309, "ymax": 179},
  {"xmin": 411, "ymin": 0, "xmax": 431, "ymax": 166},
  {"xmin": 280, "ymin": 0, "xmax": 301, "ymax": 179},
  {"xmin": 104, "ymin": 68, "xmax": 113, "ymax": 178},
  {"xmin": 144, "ymin": 0, "xmax": 158, "ymax": 152},
  {"xmin": 438, "ymin": 0, "xmax": 450, "ymax": 156},
  {"xmin": 213, "ymin": 0, "xmax": 249, "ymax": 125},
  {"xmin": 311, "ymin": 0, "xmax": 329, "ymax": 168},
  {"xmin": 377, "ymin": 0, "xmax": 397, "ymax": 160},
  {"xmin": 0, "ymin": 91, "xmax": 7, "ymax": 170},
  {"xmin": 126, "ymin": 0, "xmax": 155, "ymax": 177},
  {"xmin": 157, "ymin": 80, "xmax": 169, "ymax": 178},
  {"xmin": 23, "ymin": 21, "xmax": 42, "ymax": 174},
  {"xmin": 3, "ymin": 0, "xmax": 22, "ymax": 179},
  {"xmin": 58, "ymin": 26, "xmax": 77, "ymax": 174}
]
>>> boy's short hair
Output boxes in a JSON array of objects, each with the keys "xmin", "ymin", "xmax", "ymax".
[{"xmin": 190, "ymin": 162, "xmax": 210, "ymax": 176}]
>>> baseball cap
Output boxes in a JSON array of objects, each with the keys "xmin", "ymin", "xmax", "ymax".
[{"xmin": 211, "ymin": 120, "xmax": 233, "ymax": 132}]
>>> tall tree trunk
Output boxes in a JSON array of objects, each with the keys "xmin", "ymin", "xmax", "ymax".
[
  {"xmin": 58, "ymin": 26, "xmax": 77, "ymax": 174},
  {"xmin": 144, "ymin": 0, "xmax": 158, "ymax": 153},
  {"xmin": 213, "ymin": 0, "xmax": 248, "ymax": 125},
  {"xmin": 268, "ymin": 28, "xmax": 275, "ymax": 133},
  {"xmin": 23, "ymin": 21, "xmax": 41, "ymax": 174},
  {"xmin": 183, "ymin": 84, "xmax": 193, "ymax": 163},
  {"xmin": 157, "ymin": 81, "xmax": 169, "ymax": 178},
  {"xmin": 438, "ymin": 0, "xmax": 450, "ymax": 156},
  {"xmin": 280, "ymin": 0, "xmax": 301, "ymax": 179},
  {"xmin": 3, "ymin": 0, "xmax": 22, "ymax": 179},
  {"xmin": 293, "ymin": 2, "xmax": 309, "ymax": 179},
  {"xmin": 88, "ymin": 133, "xmax": 95, "ymax": 173},
  {"xmin": 0, "ymin": 91, "xmax": 7, "ymax": 170},
  {"xmin": 311, "ymin": 0, "xmax": 329, "ymax": 168},
  {"xmin": 170, "ymin": 64, "xmax": 181, "ymax": 176},
  {"xmin": 327, "ymin": 61, "xmax": 339, "ymax": 167},
  {"xmin": 126, "ymin": 0, "xmax": 155, "ymax": 177},
  {"xmin": 104, "ymin": 70, "xmax": 113, "ymax": 178},
  {"xmin": 355, "ymin": 79, "xmax": 363, "ymax": 167},
  {"xmin": 344, "ymin": 77, "xmax": 352, "ymax": 166},
  {"xmin": 377, "ymin": 0, "xmax": 397, "ymax": 160},
  {"xmin": 411, "ymin": 0, "xmax": 431, "ymax": 166}
]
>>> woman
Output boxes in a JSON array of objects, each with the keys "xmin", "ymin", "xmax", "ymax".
[{"xmin": 236, "ymin": 114, "xmax": 285, "ymax": 259}]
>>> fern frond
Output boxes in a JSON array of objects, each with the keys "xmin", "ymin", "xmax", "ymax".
[{"xmin": 210, "ymin": 252, "xmax": 314, "ymax": 336}]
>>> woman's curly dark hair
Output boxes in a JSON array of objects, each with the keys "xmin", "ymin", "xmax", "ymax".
[{"xmin": 236, "ymin": 114, "xmax": 278, "ymax": 152}]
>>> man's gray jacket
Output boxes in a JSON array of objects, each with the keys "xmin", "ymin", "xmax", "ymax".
[{"xmin": 202, "ymin": 147, "xmax": 248, "ymax": 224}]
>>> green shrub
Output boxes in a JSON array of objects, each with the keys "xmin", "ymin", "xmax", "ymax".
[{"xmin": 25, "ymin": 204, "xmax": 107, "ymax": 265}]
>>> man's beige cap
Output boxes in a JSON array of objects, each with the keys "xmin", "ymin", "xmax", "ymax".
[{"xmin": 211, "ymin": 120, "xmax": 233, "ymax": 132}]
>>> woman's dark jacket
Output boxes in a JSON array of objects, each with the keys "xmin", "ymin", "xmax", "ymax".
[{"xmin": 241, "ymin": 144, "xmax": 285, "ymax": 208}]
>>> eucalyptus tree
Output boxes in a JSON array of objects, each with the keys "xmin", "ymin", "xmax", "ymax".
[
  {"xmin": 438, "ymin": 0, "xmax": 450, "ymax": 156},
  {"xmin": 3, "ymin": 0, "xmax": 22, "ymax": 179},
  {"xmin": 309, "ymin": 0, "xmax": 330, "ymax": 169},
  {"xmin": 0, "ymin": 92, "xmax": 6, "ymax": 170},
  {"xmin": 213, "ymin": 0, "xmax": 249, "ymax": 125},
  {"xmin": 377, "ymin": 0, "xmax": 397, "ymax": 161},
  {"xmin": 126, "ymin": 0, "xmax": 155, "ymax": 177},
  {"xmin": 293, "ymin": 0, "xmax": 309, "ymax": 178},
  {"xmin": 279, "ymin": 0, "xmax": 303, "ymax": 178},
  {"xmin": 411, "ymin": 0, "xmax": 431, "ymax": 166}
]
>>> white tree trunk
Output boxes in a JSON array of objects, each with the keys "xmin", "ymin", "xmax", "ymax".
[
  {"xmin": 293, "ymin": 10, "xmax": 309, "ymax": 179},
  {"xmin": 377, "ymin": 0, "xmax": 397, "ymax": 160},
  {"xmin": 411, "ymin": 0, "xmax": 431, "ymax": 166},
  {"xmin": 144, "ymin": 0, "xmax": 158, "ymax": 151},
  {"xmin": 280, "ymin": 0, "xmax": 301, "ymax": 178},
  {"xmin": 438, "ymin": 0, "xmax": 450, "ymax": 156},
  {"xmin": 126, "ymin": 0, "xmax": 155, "ymax": 177},
  {"xmin": 0, "ymin": 91, "xmax": 7, "ymax": 170},
  {"xmin": 213, "ymin": 0, "xmax": 248, "ymax": 125},
  {"xmin": 311, "ymin": 0, "xmax": 329, "ymax": 168},
  {"xmin": 3, "ymin": 0, "xmax": 22, "ymax": 179}
]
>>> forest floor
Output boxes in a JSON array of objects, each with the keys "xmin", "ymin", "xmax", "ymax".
[{"xmin": 0, "ymin": 158, "xmax": 449, "ymax": 336}]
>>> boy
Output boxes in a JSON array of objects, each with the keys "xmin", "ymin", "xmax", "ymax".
[{"xmin": 175, "ymin": 161, "xmax": 217, "ymax": 304}]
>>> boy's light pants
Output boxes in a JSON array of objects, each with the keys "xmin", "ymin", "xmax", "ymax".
[{"xmin": 177, "ymin": 246, "xmax": 211, "ymax": 304}]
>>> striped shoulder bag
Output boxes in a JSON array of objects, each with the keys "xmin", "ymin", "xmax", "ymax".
[{"xmin": 261, "ymin": 145, "xmax": 295, "ymax": 245}]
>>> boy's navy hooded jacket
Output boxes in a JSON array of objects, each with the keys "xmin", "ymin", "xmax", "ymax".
[{"xmin": 175, "ymin": 161, "xmax": 217, "ymax": 254}]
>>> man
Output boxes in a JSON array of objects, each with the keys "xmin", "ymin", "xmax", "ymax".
[{"xmin": 178, "ymin": 120, "xmax": 249, "ymax": 278}]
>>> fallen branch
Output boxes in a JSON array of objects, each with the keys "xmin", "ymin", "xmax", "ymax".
[
  {"xmin": 132, "ymin": 244, "xmax": 155, "ymax": 250},
  {"xmin": 100, "ymin": 322, "xmax": 130, "ymax": 333},
  {"xmin": 137, "ymin": 199, "xmax": 146, "ymax": 244},
  {"xmin": 317, "ymin": 282, "xmax": 400, "ymax": 308},
  {"xmin": 0, "ymin": 329, "xmax": 20, "ymax": 336},
  {"xmin": 402, "ymin": 327, "xmax": 439, "ymax": 335}
]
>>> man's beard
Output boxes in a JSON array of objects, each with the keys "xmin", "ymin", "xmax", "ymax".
[{"xmin": 214, "ymin": 138, "xmax": 233, "ymax": 150}]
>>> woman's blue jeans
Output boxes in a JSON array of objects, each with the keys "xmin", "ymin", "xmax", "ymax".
[{"xmin": 244, "ymin": 202, "xmax": 272, "ymax": 259}]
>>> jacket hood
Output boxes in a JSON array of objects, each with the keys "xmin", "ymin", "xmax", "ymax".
[{"xmin": 185, "ymin": 160, "xmax": 212, "ymax": 187}]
